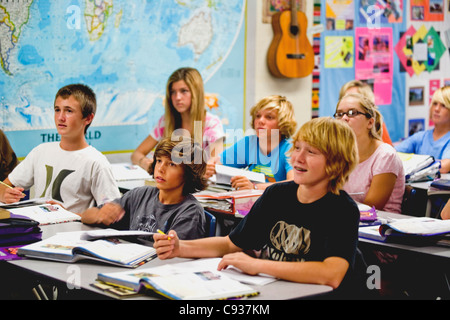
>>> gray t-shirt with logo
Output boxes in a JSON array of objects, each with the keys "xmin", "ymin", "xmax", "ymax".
[{"xmin": 112, "ymin": 186, "xmax": 206, "ymax": 240}]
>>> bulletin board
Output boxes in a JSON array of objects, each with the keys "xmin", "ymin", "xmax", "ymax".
[{"xmin": 318, "ymin": 0, "xmax": 450, "ymax": 142}]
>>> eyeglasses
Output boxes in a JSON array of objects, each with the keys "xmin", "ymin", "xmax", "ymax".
[{"xmin": 334, "ymin": 109, "xmax": 371, "ymax": 119}]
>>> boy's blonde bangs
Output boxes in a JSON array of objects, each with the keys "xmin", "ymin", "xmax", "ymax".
[
  {"xmin": 292, "ymin": 117, "xmax": 358, "ymax": 194},
  {"xmin": 250, "ymin": 95, "xmax": 297, "ymax": 138},
  {"xmin": 431, "ymin": 86, "xmax": 450, "ymax": 110}
]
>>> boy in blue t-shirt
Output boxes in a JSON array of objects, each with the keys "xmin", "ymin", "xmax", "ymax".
[
  {"xmin": 396, "ymin": 86, "xmax": 450, "ymax": 173},
  {"xmin": 208, "ymin": 95, "xmax": 297, "ymax": 190}
]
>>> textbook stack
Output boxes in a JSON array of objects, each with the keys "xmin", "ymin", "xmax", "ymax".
[
  {"xmin": 194, "ymin": 189, "xmax": 263, "ymax": 217},
  {"xmin": 397, "ymin": 152, "xmax": 440, "ymax": 182},
  {"xmin": 359, "ymin": 216, "xmax": 450, "ymax": 244},
  {"xmin": 0, "ymin": 201, "xmax": 86, "ymax": 260},
  {"xmin": 0, "ymin": 209, "xmax": 42, "ymax": 260}
]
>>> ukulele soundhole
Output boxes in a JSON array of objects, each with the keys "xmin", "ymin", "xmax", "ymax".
[{"xmin": 287, "ymin": 53, "xmax": 305, "ymax": 60}]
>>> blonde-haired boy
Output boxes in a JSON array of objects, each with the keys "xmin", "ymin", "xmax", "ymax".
[
  {"xmin": 154, "ymin": 117, "xmax": 361, "ymax": 295},
  {"xmin": 208, "ymin": 95, "xmax": 297, "ymax": 190},
  {"xmin": 396, "ymin": 85, "xmax": 450, "ymax": 173}
]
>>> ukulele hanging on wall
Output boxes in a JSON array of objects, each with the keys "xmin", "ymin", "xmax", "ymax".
[{"xmin": 267, "ymin": 0, "xmax": 314, "ymax": 78}]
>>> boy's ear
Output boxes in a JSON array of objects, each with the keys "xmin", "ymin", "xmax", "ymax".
[{"xmin": 84, "ymin": 113, "xmax": 94, "ymax": 125}]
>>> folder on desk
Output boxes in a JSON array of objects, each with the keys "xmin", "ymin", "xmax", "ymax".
[
  {"xmin": 214, "ymin": 165, "xmax": 265, "ymax": 186},
  {"xmin": 430, "ymin": 179, "xmax": 450, "ymax": 191},
  {"xmin": 380, "ymin": 217, "xmax": 450, "ymax": 237},
  {"xmin": 194, "ymin": 189, "xmax": 263, "ymax": 216},
  {"xmin": 360, "ymin": 217, "xmax": 450, "ymax": 243},
  {"xmin": 111, "ymin": 163, "xmax": 151, "ymax": 181},
  {"xmin": 5, "ymin": 203, "xmax": 81, "ymax": 225},
  {"xmin": 397, "ymin": 152, "xmax": 438, "ymax": 182}
]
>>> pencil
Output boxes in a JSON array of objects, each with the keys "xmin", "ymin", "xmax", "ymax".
[
  {"xmin": 0, "ymin": 181, "xmax": 26, "ymax": 197},
  {"xmin": 157, "ymin": 229, "xmax": 171, "ymax": 240}
]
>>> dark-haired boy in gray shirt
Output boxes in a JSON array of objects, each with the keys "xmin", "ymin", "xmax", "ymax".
[
  {"xmin": 111, "ymin": 186, "xmax": 205, "ymax": 240},
  {"xmin": 81, "ymin": 137, "xmax": 209, "ymax": 240}
]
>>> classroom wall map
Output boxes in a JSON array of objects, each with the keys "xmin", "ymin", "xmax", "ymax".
[{"xmin": 0, "ymin": 0, "xmax": 246, "ymax": 157}]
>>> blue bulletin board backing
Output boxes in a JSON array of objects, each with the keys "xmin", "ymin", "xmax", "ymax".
[{"xmin": 319, "ymin": 0, "xmax": 406, "ymax": 142}]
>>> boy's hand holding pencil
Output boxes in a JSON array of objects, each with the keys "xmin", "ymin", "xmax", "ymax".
[
  {"xmin": 153, "ymin": 229, "xmax": 179, "ymax": 260},
  {"xmin": 0, "ymin": 181, "xmax": 26, "ymax": 204}
]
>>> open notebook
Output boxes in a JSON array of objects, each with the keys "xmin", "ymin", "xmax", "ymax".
[{"xmin": 2, "ymin": 203, "xmax": 80, "ymax": 225}]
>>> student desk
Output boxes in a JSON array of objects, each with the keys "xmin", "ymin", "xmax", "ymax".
[
  {"xmin": 358, "ymin": 211, "xmax": 450, "ymax": 299},
  {"xmin": 1, "ymin": 222, "xmax": 333, "ymax": 300},
  {"xmin": 359, "ymin": 211, "xmax": 450, "ymax": 258},
  {"xmin": 116, "ymin": 179, "xmax": 147, "ymax": 194},
  {"xmin": 408, "ymin": 173, "xmax": 450, "ymax": 218}
]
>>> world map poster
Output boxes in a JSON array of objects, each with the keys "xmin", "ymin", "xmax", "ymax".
[{"xmin": 0, "ymin": 0, "xmax": 246, "ymax": 157}]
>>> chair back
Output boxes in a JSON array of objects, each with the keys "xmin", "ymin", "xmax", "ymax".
[
  {"xmin": 204, "ymin": 210, "xmax": 217, "ymax": 237},
  {"xmin": 401, "ymin": 185, "xmax": 417, "ymax": 215}
]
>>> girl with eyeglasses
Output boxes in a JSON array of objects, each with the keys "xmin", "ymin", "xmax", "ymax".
[
  {"xmin": 335, "ymin": 93, "xmax": 405, "ymax": 213},
  {"xmin": 338, "ymin": 80, "xmax": 393, "ymax": 145}
]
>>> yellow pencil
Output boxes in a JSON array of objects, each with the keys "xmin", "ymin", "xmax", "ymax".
[
  {"xmin": 0, "ymin": 181, "xmax": 26, "ymax": 197},
  {"xmin": 157, "ymin": 229, "xmax": 171, "ymax": 240}
]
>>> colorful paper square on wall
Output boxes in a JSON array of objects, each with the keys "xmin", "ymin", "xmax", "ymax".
[
  {"xmin": 355, "ymin": 28, "xmax": 393, "ymax": 105},
  {"xmin": 423, "ymin": 27, "xmax": 446, "ymax": 72},
  {"xmin": 324, "ymin": 36, "xmax": 354, "ymax": 68}
]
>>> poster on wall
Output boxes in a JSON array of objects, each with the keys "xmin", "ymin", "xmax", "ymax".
[
  {"xmin": 326, "ymin": 0, "xmax": 354, "ymax": 30},
  {"xmin": 355, "ymin": 27, "xmax": 393, "ymax": 105},
  {"xmin": 359, "ymin": 0, "xmax": 403, "ymax": 25},
  {"xmin": 409, "ymin": 118, "xmax": 425, "ymax": 136},
  {"xmin": 409, "ymin": 86, "xmax": 425, "ymax": 105},
  {"xmin": 324, "ymin": 36, "xmax": 354, "ymax": 68},
  {"xmin": 411, "ymin": 0, "xmax": 444, "ymax": 21},
  {"xmin": 262, "ymin": 0, "xmax": 305, "ymax": 23},
  {"xmin": 429, "ymin": 79, "xmax": 441, "ymax": 103}
]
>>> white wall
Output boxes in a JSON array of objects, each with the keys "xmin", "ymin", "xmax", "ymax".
[{"xmin": 244, "ymin": 0, "xmax": 313, "ymax": 131}]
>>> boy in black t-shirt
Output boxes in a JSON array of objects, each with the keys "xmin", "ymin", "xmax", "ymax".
[{"xmin": 154, "ymin": 117, "xmax": 360, "ymax": 291}]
